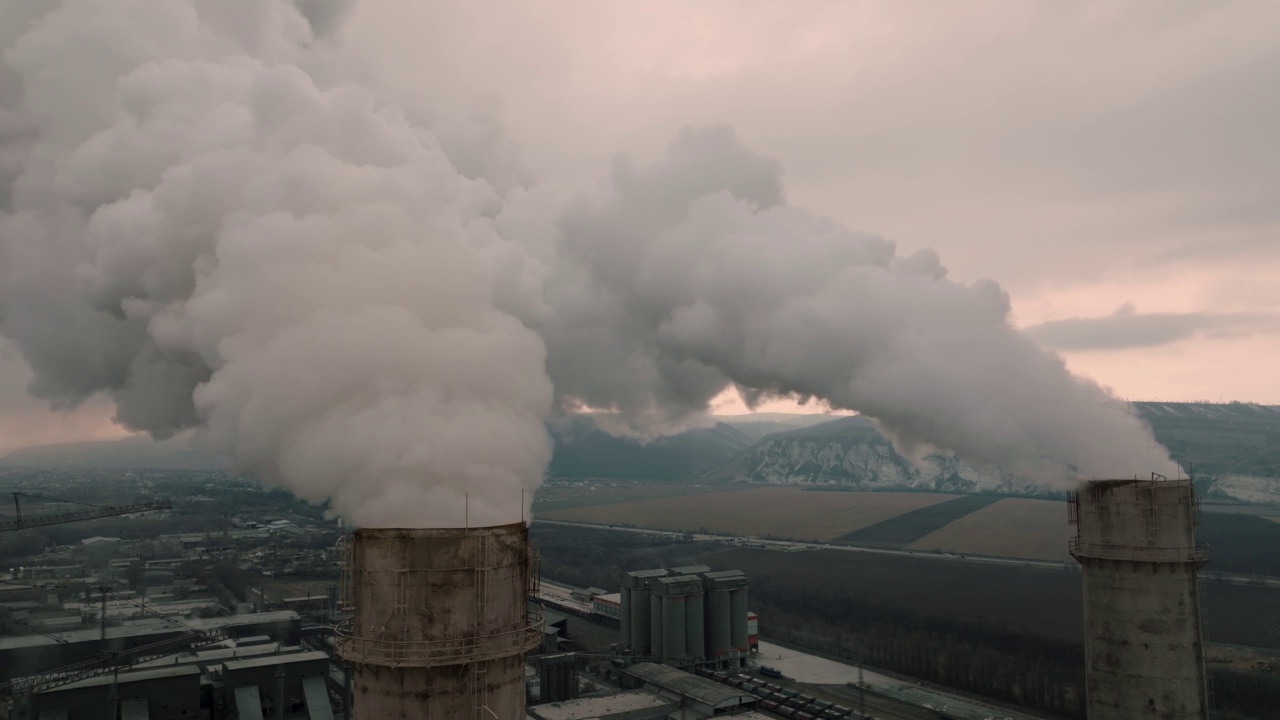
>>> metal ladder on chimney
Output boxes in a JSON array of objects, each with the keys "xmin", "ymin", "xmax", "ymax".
[
  {"xmin": 393, "ymin": 540, "xmax": 411, "ymax": 662},
  {"xmin": 472, "ymin": 531, "xmax": 493, "ymax": 719},
  {"xmin": 1197, "ymin": 571, "xmax": 1215, "ymax": 718}
]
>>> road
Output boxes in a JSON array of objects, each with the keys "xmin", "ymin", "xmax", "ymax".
[{"xmin": 533, "ymin": 519, "xmax": 1280, "ymax": 588}]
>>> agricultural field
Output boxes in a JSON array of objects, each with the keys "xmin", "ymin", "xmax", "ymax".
[
  {"xmin": 1198, "ymin": 513, "xmax": 1280, "ymax": 576},
  {"xmin": 539, "ymin": 484, "xmax": 1280, "ymax": 579},
  {"xmin": 700, "ymin": 545, "xmax": 1280, "ymax": 651},
  {"xmin": 538, "ymin": 487, "xmax": 958, "ymax": 541},
  {"xmin": 832, "ymin": 494, "xmax": 1001, "ymax": 547},
  {"xmin": 532, "ymin": 480, "xmax": 736, "ymax": 513},
  {"xmin": 907, "ymin": 498, "xmax": 1074, "ymax": 561}
]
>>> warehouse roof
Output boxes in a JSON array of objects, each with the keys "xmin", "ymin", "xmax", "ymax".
[
  {"xmin": 222, "ymin": 650, "xmax": 327, "ymax": 672},
  {"xmin": 39, "ymin": 664, "xmax": 200, "ymax": 692},
  {"xmin": 527, "ymin": 690, "xmax": 676, "ymax": 720},
  {"xmin": 0, "ymin": 611, "xmax": 300, "ymax": 651},
  {"xmin": 623, "ymin": 663, "xmax": 757, "ymax": 709}
]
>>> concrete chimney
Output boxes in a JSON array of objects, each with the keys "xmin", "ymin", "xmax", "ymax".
[
  {"xmin": 336, "ymin": 523, "xmax": 541, "ymax": 719},
  {"xmin": 1069, "ymin": 477, "xmax": 1209, "ymax": 719}
]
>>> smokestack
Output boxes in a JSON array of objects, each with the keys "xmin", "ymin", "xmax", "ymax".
[
  {"xmin": 336, "ymin": 523, "xmax": 540, "ymax": 719},
  {"xmin": 1069, "ymin": 477, "xmax": 1209, "ymax": 719}
]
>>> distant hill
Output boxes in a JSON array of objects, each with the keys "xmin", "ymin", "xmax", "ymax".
[
  {"xmin": 5, "ymin": 404, "xmax": 1277, "ymax": 502},
  {"xmin": 709, "ymin": 402, "xmax": 1280, "ymax": 501},
  {"xmin": 547, "ymin": 415, "xmax": 753, "ymax": 479},
  {"xmin": 707, "ymin": 415, "xmax": 1032, "ymax": 494},
  {"xmin": 712, "ymin": 413, "xmax": 843, "ymax": 441},
  {"xmin": 1132, "ymin": 402, "xmax": 1280, "ymax": 477},
  {"xmin": 0, "ymin": 434, "xmax": 224, "ymax": 470}
]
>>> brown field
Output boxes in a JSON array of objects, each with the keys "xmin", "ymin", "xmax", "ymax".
[
  {"xmin": 906, "ymin": 497, "xmax": 1074, "ymax": 561},
  {"xmin": 539, "ymin": 487, "xmax": 957, "ymax": 541},
  {"xmin": 532, "ymin": 481, "xmax": 743, "ymax": 512}
]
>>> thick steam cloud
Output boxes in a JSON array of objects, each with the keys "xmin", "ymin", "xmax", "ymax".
[{"xmin": 0, "ymin": 1, "xmax": 1175, "ymax": 528}]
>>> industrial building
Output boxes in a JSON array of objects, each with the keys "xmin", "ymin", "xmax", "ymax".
[
  {"xmin": 619, "ymin": 566, "xmax": 752, "ymax": 669},
  {"xmin": 0, "ymin": 610, "xmax": 303, "ymax": 685},
  {"xmin": 620, "ymin": 662, "xmax": 758, "ymax": 715},
  {"xmin": 15, "ymin": 629, "xmax": 337, "ymax": 720},
  {"xmin": 1070, "ymin": 476, "xmax": 1210, "ymax": 720}
]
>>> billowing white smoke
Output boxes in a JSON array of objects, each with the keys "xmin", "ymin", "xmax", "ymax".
[
  {"xmin": 0, "ymin": 1, "xmax": 1175, "ymax": 528},
  {"xmin": 505, "ymin": 126, "xmax": 1176, "ymax": 481},
  {"xmin": 0, "ymin": 0, "xmax": 552, "ymax": 527}
]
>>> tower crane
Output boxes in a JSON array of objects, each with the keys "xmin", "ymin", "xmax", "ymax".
[{"xmin": 0, "ymin": 493, "xmax": 171, "ymax": 532}]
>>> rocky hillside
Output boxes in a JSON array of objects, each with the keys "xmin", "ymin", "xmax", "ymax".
[
  {"xmin": 707, "ymin": 416, "xmax": 1042, "ymax": 494},
  {"xmin": 710, "ymin": 402, "xmax": 1280, "ymax": 501}
]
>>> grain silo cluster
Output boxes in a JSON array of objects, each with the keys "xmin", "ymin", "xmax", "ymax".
[{"xmin": 620, "ymin": 565, "xmax": 753, "ymax": 669}]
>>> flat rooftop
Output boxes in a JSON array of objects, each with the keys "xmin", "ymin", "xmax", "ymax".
[
  {"xmin": 624, "ymin": 662, "xmax": 757, "ymax": 709},
  {"xmin": 39, "ymin": 664, "xmax": 200, "ymax": 693},
  {"xmin": 527, "ymin": 690, "xmax": 676, "ymax": 720},
  {"xmin": 0, "ymin": 611, "xmax": 301, "ymax": 651},
  {"xmin": 223, "ymin": 650, "xmax": 327, "ymax": 672}
]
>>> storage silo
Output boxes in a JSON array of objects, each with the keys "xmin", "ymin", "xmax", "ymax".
[
  {"xmin": 701, "ymin": 570, "xmax": 747, "ymax": 665},
  {"xmin": 685, "ymin": 590, "xmax": 705, "ymax": 659},
  {"xmin": 1069, "ymin": 477, "xmax": 1210, "ymax": 720},
  {"xmin": 623, "ymin": 569, "xmax": 667, "ymax": 655},
  {"xmin": 730, "ymin": 587, "xmax": 749, "ymax": 651},
  {"xmin": 652, "ymin": 575, "xmax": 702, "ymax": 662},
  {"xmin": 662, "ymin": 593, "xmax": 686, "ymax": 659},
  {"xmin": 335, "ymin": 523, "xmax": 541, "ymax": 719},
  {"xmin": 649, "ymin": 594, "xmax": 664, "ymax": 658},
  {"xmin": 620, "ymin": 586, "xmax": 631, "ymax": 647}
]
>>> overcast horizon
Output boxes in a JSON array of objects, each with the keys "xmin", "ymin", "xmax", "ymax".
[{"xmin": 1, "ymin": 0, "xmax": 1276, "ymax": 458}]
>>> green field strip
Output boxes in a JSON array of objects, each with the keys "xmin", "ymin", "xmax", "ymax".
[{"xmin": 831, "ymin": 494, "xmax": 1002, "ymax": 548}]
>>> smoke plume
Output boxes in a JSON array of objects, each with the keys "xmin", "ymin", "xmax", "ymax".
[{"xmin": 0, "ymin": 1, "xmax": 1174, "ymax": 528}]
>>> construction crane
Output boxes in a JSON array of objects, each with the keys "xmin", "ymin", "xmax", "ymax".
[{"xmin": 0, "ymin": 493, "xmax": 171, "ymax": 532}]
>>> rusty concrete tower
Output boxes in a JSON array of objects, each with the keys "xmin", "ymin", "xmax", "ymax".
[
  {"xmin": 336, "ymin": 523, "xmax": 541, "ymax": 719},
  {"xmin": 1070, "ymin": 476, "xmax": 1210, "ymax": 719}
]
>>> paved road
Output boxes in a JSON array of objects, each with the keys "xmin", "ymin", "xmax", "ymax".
[{"xmin": 533, "ymin": 519, "xmax": 1280, "ymax": 588}]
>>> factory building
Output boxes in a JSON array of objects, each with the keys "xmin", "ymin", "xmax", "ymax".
[
  {"xmin": 1070, "ymin": 477, "xmax": 1210, "ymax": 720},
  {"xmin": 620, "ymin": 662, "xmax": 758, "ymax": 715},
  {"xmin": 22, "ymin": 639, "xmax": 335, "ymax": 720},
  {"xmin": 0, "ymin": 611, "xmax": 302, "ymax": 685},
  {"xmin": 619, "ymin": 566, "xmax": 752, "ymax": 669}
]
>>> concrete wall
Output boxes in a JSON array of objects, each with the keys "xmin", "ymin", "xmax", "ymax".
[
  {"xmin": 1072, "ymin": 479, "xmax": 1208, "ymax": 720},
  {"xmin": 337, "ymin": 523, "xmax": 538, "ymax": 719}
]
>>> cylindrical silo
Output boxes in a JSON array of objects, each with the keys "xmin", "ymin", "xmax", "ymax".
[
  {"xmin": 335, "ymin": 524, "xmax": 540, "ymax": 719},
  {"xmin": 730, "ymin": 588, "xmax": 749, "ymax": 650},
  {"xmin": 631, "ymin": 583, "xmax": 650, "ymax": 654},
  {"xmin": 663, "ymin": 595, "xmax": 686, "ymax": 659},
  {"xmin": 685, "ymin": 592, "xmax": 705, "ymax": 659},
  {"xmin": 1070, "ymin": 478, "xmax": 1209, "ymax": 720},
  {"xmin": 707, "ymin": 588, "xmax": 731, "ymax": 656},
  {"xmin": 650, "ymin": 595, "xmax": 664, "ymax": 659},
  {"xmin": 620, "ymin": 586, "xmax": 632, "ymax": 647}
]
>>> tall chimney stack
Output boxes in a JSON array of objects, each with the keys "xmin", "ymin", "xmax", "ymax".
[
  {"xmin": 336, "ymin": 523, "xmax": 541, "ymax": 718},
  {"xmin": 1070, "ymin": 477, "xmax": 1209, "ymax": 719}
]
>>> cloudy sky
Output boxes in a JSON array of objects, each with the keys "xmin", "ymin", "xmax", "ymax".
[{"xmin": 2, "ymin": 0, "xmax": 1277, "ymax": 453}]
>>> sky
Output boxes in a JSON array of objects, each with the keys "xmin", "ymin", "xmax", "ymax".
[{"xmin": 1, "ymin": 0, "xmax": 1277, "ymax": 454}]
